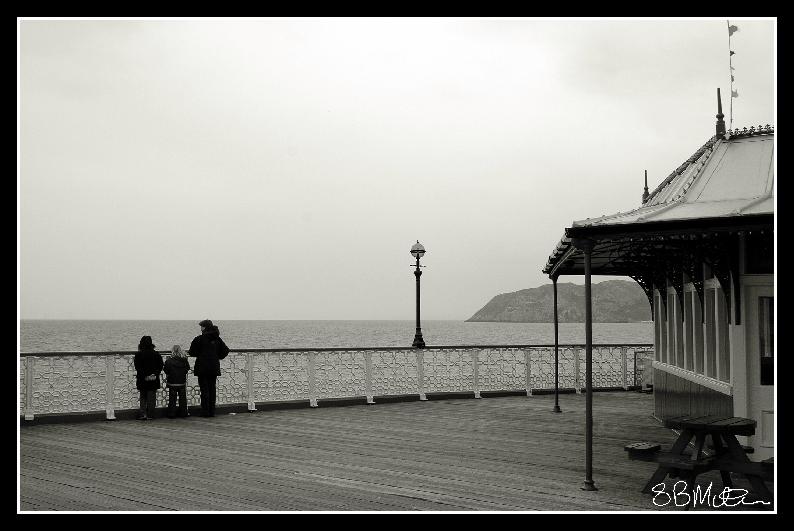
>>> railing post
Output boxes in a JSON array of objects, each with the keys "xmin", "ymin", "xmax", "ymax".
[
  {"xmin": 246, "ymin": 352, "xmax": 257, "ymax": 412},
  {"xmin": 308, "ymin": 352, "xmax": 318, "ymax": 407},
  {"xmin": 364, "ymin": 351, "xmax": 375, "ymax": 404},
  {"xmin": 621, "ymin": 347, "xmax": 628, "ymax": 390},
  {"xmin": 24, "ymin": 357, "xmax": 35, "ymax": 421},
  {"xmin": 574, "ymin": 347, "xmax": 581, "ymax": 394},
  {"xmin": 416, "ymin": 350, "xmax": 427, "ymax": 401},
  {"xmin": 472, "ymin": 350, "xmax": 481, "ymax": 399},
  {"xmin": 525, "ymin": 349, "xmax": 532, "ymax": 396},
  {"xmin": 105, "ymin": 355, "xmax": 116, "ymax": 420}
]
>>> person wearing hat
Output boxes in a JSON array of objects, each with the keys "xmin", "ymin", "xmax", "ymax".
[
  {"xmin": 188, "ymin": 320, "xmax": 230, "ymax": 417},
  {"xmin": 134, "ymin": 335, "xmax": 164, "ymax": 420}
]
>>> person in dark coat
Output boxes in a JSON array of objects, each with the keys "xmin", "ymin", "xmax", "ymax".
[
  {"xmin": 164, "ymin": 345, "xmax": 191, "ymax": 418},
  {"xmin": 134, "ymin": 335, "xmax": 164, "ymax": 420},
  {"xmin": 188, "ymin": 319, "xmax": 230, "ymax": 417}
]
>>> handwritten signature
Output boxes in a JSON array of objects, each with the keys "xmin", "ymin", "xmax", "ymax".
[{"xmin": 652, "ymin": 481, "xmax": 772, "ymax": 509}]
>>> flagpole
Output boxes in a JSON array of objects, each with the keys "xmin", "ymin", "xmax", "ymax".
[{"xmin": 728, "ymin": 19, "xmax": 734, "ymax": 129}]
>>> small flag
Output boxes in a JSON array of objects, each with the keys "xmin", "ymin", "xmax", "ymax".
[
  {"xmin": 730, "ymin": 50, "xmax": 735, "ymax": 56},
  {"xmin": 728, "ymin": 24, "xmax": 739, "ymax": 37},
  {"xmin": 732, "ymin": 90, "xmax": 739, "ymax": 98},
  {"xmin": 731, "ymin": 75, "xmax": 735, "ymax": 82}
]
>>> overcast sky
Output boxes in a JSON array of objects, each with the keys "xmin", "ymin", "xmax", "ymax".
[{"xmin": 18, "ymin": 18, "xmax": 775, "ymax": 320}]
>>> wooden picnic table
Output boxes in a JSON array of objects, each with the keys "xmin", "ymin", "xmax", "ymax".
[{"xmin": 626, "ymin": 415, "xmax": 773, "ymax": 507}]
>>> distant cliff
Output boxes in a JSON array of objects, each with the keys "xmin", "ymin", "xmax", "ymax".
[{"xmin": 466, "ymin": 280, "xmax": 651, "ymax": 323}]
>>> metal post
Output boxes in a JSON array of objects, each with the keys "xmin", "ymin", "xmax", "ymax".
[
  {"xmin": 581, "ymin": 239, "xmax": 598, "ymax": 491},
  {"xmin": 308, "ymin": 352, "xmax": 318, "ymax": 408},
  {"xmin": 472, "ymin": 350, "xmax": 481, "ymax": 399},
  {"xmin": 553, "ymin": 276, "xmax": 561, "ymax": 412},
  {"xmin": 416, "ymin": 350, "xmax": 427, "ymax": 401},
  {"xmin": 365, "ymin": 351, "xmax": 375, "ymax": 404},
  {"xmin": 621, "ymin": 347, "xmax": 628, "ymax": 391},
  {"xmin": 105, "ymin": 355, "xmax": 116, "ymax": 420},
  {"xmin": 412, "ymin": 256, "xmax": 425, "ymax": 348},
  {"xmin": 24, "ymin": 357, "xmax": 35, "ymax": 421},
  {"xmin": 246, "ymin": 352, "xmax": 257, "ymax": 412}
]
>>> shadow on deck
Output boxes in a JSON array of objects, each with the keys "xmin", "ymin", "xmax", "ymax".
[{"xmin": 19, "ymin": 392, "xmax": 773, "ymax": 511}]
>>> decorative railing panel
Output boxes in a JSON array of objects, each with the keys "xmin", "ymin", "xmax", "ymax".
[
  {"xmin": 314, "ymin": 351, "xmax": 367, "ymax": 400},
  {"xmin": 19, "ymin": 344, "xmax": 653, "ymax": 420},
  {"xmin": 369, "ymin": 350, "xmax": 419, "ymax": 397},
  {"xmin": 216, "ymin": 352, "xmax": 248, "ymax": 406},
  {"xmin": 423, "ymin": 348, "xmax": 474, "ymax": 393},
  {"xmin": 479, "ymin": 348, "xmax": 526, "ymax": 392},
  {"xmin": 262, "ymin": 352, "xmax": 311, "ymax": 402}
]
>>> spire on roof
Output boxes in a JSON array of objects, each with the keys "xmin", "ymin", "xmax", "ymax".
[
  {"xmin": 716, "ymin": 88, "xmax": 726, "ymax": 137},
  {"xmin": 642, "ymin": 170, "xmax": 649, "ymax": 204}
]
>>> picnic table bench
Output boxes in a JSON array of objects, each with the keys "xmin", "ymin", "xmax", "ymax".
[{"xmin": 625, "ymin": 415, "xmax": 773, "ymax": 508}]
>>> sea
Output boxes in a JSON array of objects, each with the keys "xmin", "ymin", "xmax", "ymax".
[{"xmin": 19, "ymin": 320, "xmax": 654, "ymax": 353}]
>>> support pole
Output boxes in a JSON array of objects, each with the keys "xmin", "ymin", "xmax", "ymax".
[
  {"xmin": 553, "ymin": 275, "xmax": 561, "ymax": 413},
  {"xmin": 579, "ymin": 239, "xmax": 598, "ymax": 491}
]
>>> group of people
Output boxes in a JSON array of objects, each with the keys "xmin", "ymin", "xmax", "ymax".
[{"xmin": 134, "ymin": 319, "xmax": 230, "ymax": 420}]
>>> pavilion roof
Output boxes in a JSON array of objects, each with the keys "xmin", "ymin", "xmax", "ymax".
[{"xmin": 542, "ymin": 125, "xmax": 774, "ymax": 278}]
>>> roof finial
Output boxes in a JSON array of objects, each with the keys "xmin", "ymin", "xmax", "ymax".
[
  {"xmin": 716, "ymin": 87, "xmax": 726, "ymax": 137},
  {"xmin": 642, "ymin": 170, "xmax": 649, "ymax": 204}
]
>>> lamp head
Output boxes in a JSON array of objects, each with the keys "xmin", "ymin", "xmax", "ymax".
[{"xmin": 410, "ymin": 240, "xmax": 426, "ymax": 259}]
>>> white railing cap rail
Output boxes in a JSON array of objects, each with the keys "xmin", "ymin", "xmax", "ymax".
[{"xmin": 19, "ymin": 343, "xmax": 654, "ymax": 358}]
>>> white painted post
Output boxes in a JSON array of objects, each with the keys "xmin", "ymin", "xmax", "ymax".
[
  {"xmin": 24, "ymin": 357, "xmax": 35, "ymax": 421},
  {"xmin": 416, "ymin": 350, "xmax": 427, "ymax": 401},
  {"xmin": 246, "ymin": 352, "xmax": 257, "ymax": 412},
  {"xmin": 574, "ymin": 347, "xmax": 582, "ymax": 394},
  {"xmin": 472, "ymin": 350, "xmax": 481, "ymax": 399},
  {"xmin": 308, "ymin": 352, "xmax": 318, "ymax": 407},
  {"xmin": 621, "ymin": 347, "xmax": 628, "ymax": 390},
  {"xmin": 105, "ymin": 355, "xmax": 116, "ymax": 420},
  {"xmin": 525, "ymin": 349, "xmax": 532, "ymax": 396},
  {"xmin": 364, "ymin": 351, "xmax": 375, "ymax": 404}
]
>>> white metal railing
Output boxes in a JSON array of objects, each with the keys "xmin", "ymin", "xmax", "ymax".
[{"xmin": 18, "ymin": 344, "xmax": 654, "ymax": 420}]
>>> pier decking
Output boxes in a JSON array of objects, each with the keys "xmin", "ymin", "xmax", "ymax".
[{"xmin": 19, "ymin": 392, "xmax": 771, "ymax": 511}]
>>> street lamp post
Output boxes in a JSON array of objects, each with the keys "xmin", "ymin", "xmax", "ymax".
[{"xmin": 410, "ymin": 240, "xmax": 426, "ymax": 348}]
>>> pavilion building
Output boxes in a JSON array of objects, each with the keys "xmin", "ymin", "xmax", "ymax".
[{"xmin": 542, "ymin": 90, "xmax": 774, "ymax": 489}]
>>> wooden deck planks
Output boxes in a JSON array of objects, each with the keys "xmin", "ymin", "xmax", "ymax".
[{"xmin": 19, "ymin": 392, "xmax": 766, "ymax": 511}]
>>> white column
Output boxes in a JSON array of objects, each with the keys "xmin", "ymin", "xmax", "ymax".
[
  {"xmin": 574, "ymin": 347, "xmax": 581, "ymax": 393},
  {"xmin": 24, "ymin": 357, "xmax": 35, "ymax": 421},
  {"xmin": 472, "ymin": 350, "xmax": 481, "ymax": 399},
  {"xmin": 416, "ymin": 350, "xmax": 427, "ymax": 401},
  {"xmin": 525, "ymin": 349, "xmax": 532, "ymax": 396},
  {"xmin": 246, "ymin": 352, "xmax": 257, "ymax": 412},
  {"xmin": 105, "ymin": 355, "xmax": 116, "ymax": 420},
  {"xmin": 308, "ymin": 352, "xmax": 318, "ymax": 407},
  {"xmin": 364, "ymin": 351, "xmax": 375, "ymax": 404}
]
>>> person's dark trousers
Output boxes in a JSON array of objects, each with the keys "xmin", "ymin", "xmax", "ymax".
[
  {"xmin": 138, "ymin": 390, "xmax": 156, "ymax": 419},
  {"xmin": 167, "ymin": 385, "xmax": 188, "ymax": 417},
  {"xmin": 198, "ymin": 375, "xmax": 217, "ymax": 416}
]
